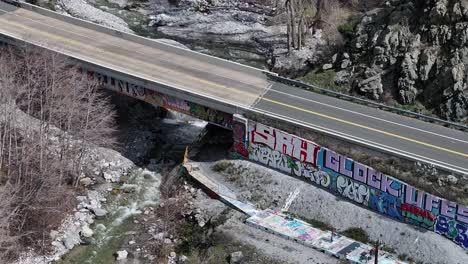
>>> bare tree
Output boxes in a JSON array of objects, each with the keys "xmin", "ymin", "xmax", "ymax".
[
  {"xmin": 285, "ymin": 0, "xmax": 339, "ymax": 51},
  {"xmin": 0, "ymin": 44, "xmax": 116, "ymax": 260}
]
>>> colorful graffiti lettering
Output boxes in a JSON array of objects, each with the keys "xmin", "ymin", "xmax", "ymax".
[
  {"xmin": 83, "ymin": 69, "xmax": 234, "ymax": 129},
  {"xmin": 249, "ymin": 142, "xmax": 330, "ymax": 187},
  {"xmin": 369, "ymin": 190, "xmax": 402, "ymax": 221},
  {"xmin": 232, "ymin": 120, "xmax": 468, "ymax": 249},
  {"xmin": 249, "ymin": 142, "xmax": 291, "ymax": 174},
  {"xmin": 435, "ymin": 216, "xmax": 468, "ymax": 249},
  {"xmin": 336, "ymin": 176, "xmax": 370, "ymax": 205},
  {"xmin": 251, "ymin": 123, "xmax": 320, "ymax": 166},
  {"xmin": 401, "ymin": 204, "xmax": 435, "ymax": 227},
  {"xmin": 323, "ymin": 149, "xmax": 402, "ymax": 198}
]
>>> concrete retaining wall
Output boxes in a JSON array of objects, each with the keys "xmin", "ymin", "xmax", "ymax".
[{"xmin": 231, "ymin": 116, "xmax": 468, "ymax": 250}]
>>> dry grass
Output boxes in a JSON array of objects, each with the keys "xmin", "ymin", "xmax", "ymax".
[{"xmin": 0, "ymin": 44, "xmax": 116, "ymax": 261}]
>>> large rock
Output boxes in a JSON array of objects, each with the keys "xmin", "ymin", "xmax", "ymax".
[
  {"xmin": 340, "ymin": 0, "xmax": 468, "ymax": 122},
  {"xmin": 58, "ymin": 0, "xmax": 133, "ymax": 33},
  {"xmin": 116, "ymin": 250, "xmax": 128, "ymax": 260},
  {"xmin": 92, "ymin": 207, "xmax": 108, "ymax": 218},
  {"xmin": 80, "ymin": 225, "xmax": 94, "ymax": 238},
  {"xmin": 229, "ymin": 251, "xmax": 244, "ymax": 264}
]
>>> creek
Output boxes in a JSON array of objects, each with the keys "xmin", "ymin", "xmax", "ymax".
[{"xmin": 55, "ymin": 106, "xmax": 208, "ymax": 263}]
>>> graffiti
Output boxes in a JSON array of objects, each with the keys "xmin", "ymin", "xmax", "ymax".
[
  {"xmin": 233, "ymin": 142, "xmax": 249, "ymax": 157},
  {"xmin": 369, "ymin": 190, "xmax": 403, "ymax": 221},
  {"xmin": 401, "ymin": 204, "xmax": 434, "ymax": 227},
  {"xmin": 231, "ymin": 117, "xmax": 248, "ymax": 159},
  {"xmin": 249, "ymin": 143, "xmax": 291, "ymax": 174},
  {"xmin": 435, "ymin": 216, "xmax": 468, "ymax": 249},
  {"xmin": 83, "ymin": 69, "xmax": 234, "ymax": 129},
  {"xmin": 293, "ymin": 162, "xmax": 331, "ymax": 188},
  {"xmin": 229, "ymin": 89, "xmax": 468, "ymax": 249},
  {"xmin": 233, "ymin": 122, "xmax": 246, "ymax": 142},
  {"xmin": 336, "ymin": 176, "xmax": 370, "ymax": 205},
  {"xmin": 323, "ymin": 149, "xmax": 402, "ymax": 198},
  {"xmin": 250, "ymin": 123, "xmax": 320, "ymax": 166},
  {"xmin": 249, "ymin": 143, "xmax": 330, "ymax": 188}
]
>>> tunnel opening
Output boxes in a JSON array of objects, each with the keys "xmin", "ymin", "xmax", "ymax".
[{"xmin": 105, "ymin": 89, "xmax": 233, "ymax": 167}]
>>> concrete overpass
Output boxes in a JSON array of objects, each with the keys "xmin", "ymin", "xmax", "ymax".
[{"xmin": 0, "ymin": 1, "xmax": 467, "ymax": 177}]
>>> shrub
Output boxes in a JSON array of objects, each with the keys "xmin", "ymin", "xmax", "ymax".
[
  {"xmin": 211, "ymin": 160, "xmax": 232, "ymax": 172},
  {"xmin": 340, "ymin": 227, "xmax": 369, "ymax": 243}
]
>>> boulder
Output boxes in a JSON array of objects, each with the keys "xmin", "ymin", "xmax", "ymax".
[
  {"xmin": 229, "ymin": 251, "xmax": 244, "ymax": 264},
  {"xmin": 92, "ymin": 208, "xmax": 108, "ymax": 218},
  {"xmin": 79, "ymin": 177, "xmax": 93, "ymax": 186},
  {"xmin": 116, "ymin": 250, "xmax": 128, "ymax": 260},
  {"xmin": 63, "ymin": 237, "xmax": 75, "ymax": 250},
  {"xmin": 80, "ymin": 225, "xmax": 94, "ymax": 238}
]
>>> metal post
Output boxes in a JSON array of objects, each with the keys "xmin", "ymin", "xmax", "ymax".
[{"xmin": 374, "ymin": 240, "xmax": 379, "ymax": 264}]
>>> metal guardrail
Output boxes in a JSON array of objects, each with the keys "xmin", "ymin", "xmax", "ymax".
[
  {"xmin": 13, "ymin": 1, "xmax": 268, "ymax": 79},
  {"xmin": 267, "ymin": 73, "xmax": 468, "ymax": 132},
  {"xmin": 3, "ymin": 1, "xmax": 467, "ymax": 131}
]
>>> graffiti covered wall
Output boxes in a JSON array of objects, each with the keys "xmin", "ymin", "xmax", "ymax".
[
  {"xmin": 85, "ymin": 69, "xmax": 234, "ymax": 129},
  {"xmin": 231, "ymin": 119, "xmax": 468, "ymax": 249}
]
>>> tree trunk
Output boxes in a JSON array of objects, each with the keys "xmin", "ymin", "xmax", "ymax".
[
  {"xmin": 289, "ymin": 0, "xmax": 297, "ymax": 49},
  {"xmin": 314, "ymin": 0, "xmax": 325, "ymax": 33},
  {"xmin": 286, "ymin": 1, "xmax": 292, "ymax": 52}
]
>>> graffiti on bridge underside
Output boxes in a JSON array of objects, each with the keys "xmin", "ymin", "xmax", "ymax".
[
  {"xmin": 231, "ymin": 119, "xmax": 468, "ymax": 249},
  {"xmin": 84, "ymin": 69, "xmax": 233, "ymax": 129}
]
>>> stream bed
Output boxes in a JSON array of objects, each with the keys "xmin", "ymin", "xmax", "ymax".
[
  {"xmin": 55, "ymin": 168, "xmax": 162, "ymax": 264},
  {"xmin": 53, "ymin": 108, "xmax": 208, "ymax": 263}
]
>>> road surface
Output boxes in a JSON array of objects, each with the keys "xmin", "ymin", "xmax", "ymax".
[{"xmin": 0, "ymin": 2, "xmax": 467, "ymax": 175}]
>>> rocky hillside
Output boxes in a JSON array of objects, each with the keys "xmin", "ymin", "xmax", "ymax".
[
  {"xmin": 331, "ymin": 0, "xmax": 468, "ymax": 122},
  {"xmin": 147, "ymin": 0, "xmax": 324, "ymax": 74}
]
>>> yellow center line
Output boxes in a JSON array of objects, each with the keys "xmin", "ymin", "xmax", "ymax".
[
  {"xmin": 2, "ymin": 15, "xmax": 468, "ymax": 159},
  {"xmin": 261, "ymin": 98, "xmax": 468, "ymax": 158}
]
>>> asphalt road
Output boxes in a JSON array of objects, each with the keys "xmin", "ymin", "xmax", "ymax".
[{"xmin": 0, "ymin": 2, "xmax": 467, "ymax": 175}]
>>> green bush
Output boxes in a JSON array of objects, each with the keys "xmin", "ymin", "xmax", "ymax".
[
  {"xmin": 340, "ymin": 227, "xmax": 369, "ymax": 244},
  {"xmin": 299, "ymin": 69, "xmax": 347, "ymax": 93},
  {"xmin": 211, "ymin": 160, "xmax": 232, "ymax": 172},
  {"xmin": 338, "ymin": 15, "xmax": 362, "ymax": 38}
]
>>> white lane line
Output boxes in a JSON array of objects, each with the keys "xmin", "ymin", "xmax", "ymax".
[
  {"xmin": 5, "ymin": 27, "xmax": 468, "ymax": 175},
  {"xmin": 4, "ymin": 5, "xmax": 467, "ymax": 146},
  {"xmin": 7, "ymin": 6, "xmax": 268, "ymax": 89},
  {"xmin": 2, "ymin": 6, "xmax": 467, "ymax": 175},
  {"xmin": 18, "ymin": 2, "xmax": 267, "ymax": 74},
  {"xmin": 0, "ymin": 30, "xmax": 252, "ymax": 109},
  {"xmin": 251, "ymin": 107, "xmax": 468, "ymax": 175},
  {"xmin": 266, "ymin": 86, "xmax": 468, "ymax": 144}
]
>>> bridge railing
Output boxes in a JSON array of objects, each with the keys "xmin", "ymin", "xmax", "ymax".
[
  {"xmin": 266, "ymin": 73, "xmax": 468, "ymax": 132},
  {"xmin": 12, "ymin": 1, "xmax": 468, "ymax": 132},
  {"xmin": 16, "ymin": 1, "xmax": 269, "ymax": 79}
]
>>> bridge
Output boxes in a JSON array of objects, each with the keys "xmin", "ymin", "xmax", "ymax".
[
  {"xmin": 1, "ymin": 1, "xmax": 466, "ymax": 175},
  {"xmin": 1, "ymin": 1, "xmax": 468, "ymax": 250}
]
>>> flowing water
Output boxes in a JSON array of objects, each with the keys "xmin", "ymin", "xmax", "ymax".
[
  {"xmin": 56, "ymin": 168, "xmax": 162, "ymax": 264},
  {"xmin": 56, "ymin": 116, "xmax": 208, "ymax": 263}
]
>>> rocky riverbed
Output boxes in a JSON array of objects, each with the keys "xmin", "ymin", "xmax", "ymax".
[{"xmin": 43, "ymin": 0, "xmax": 326, "ymax": 73}]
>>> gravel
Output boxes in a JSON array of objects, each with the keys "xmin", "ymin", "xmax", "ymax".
[{"xmin": 203, "ymin": 160, "xmax": 468, "ymax": 264}]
